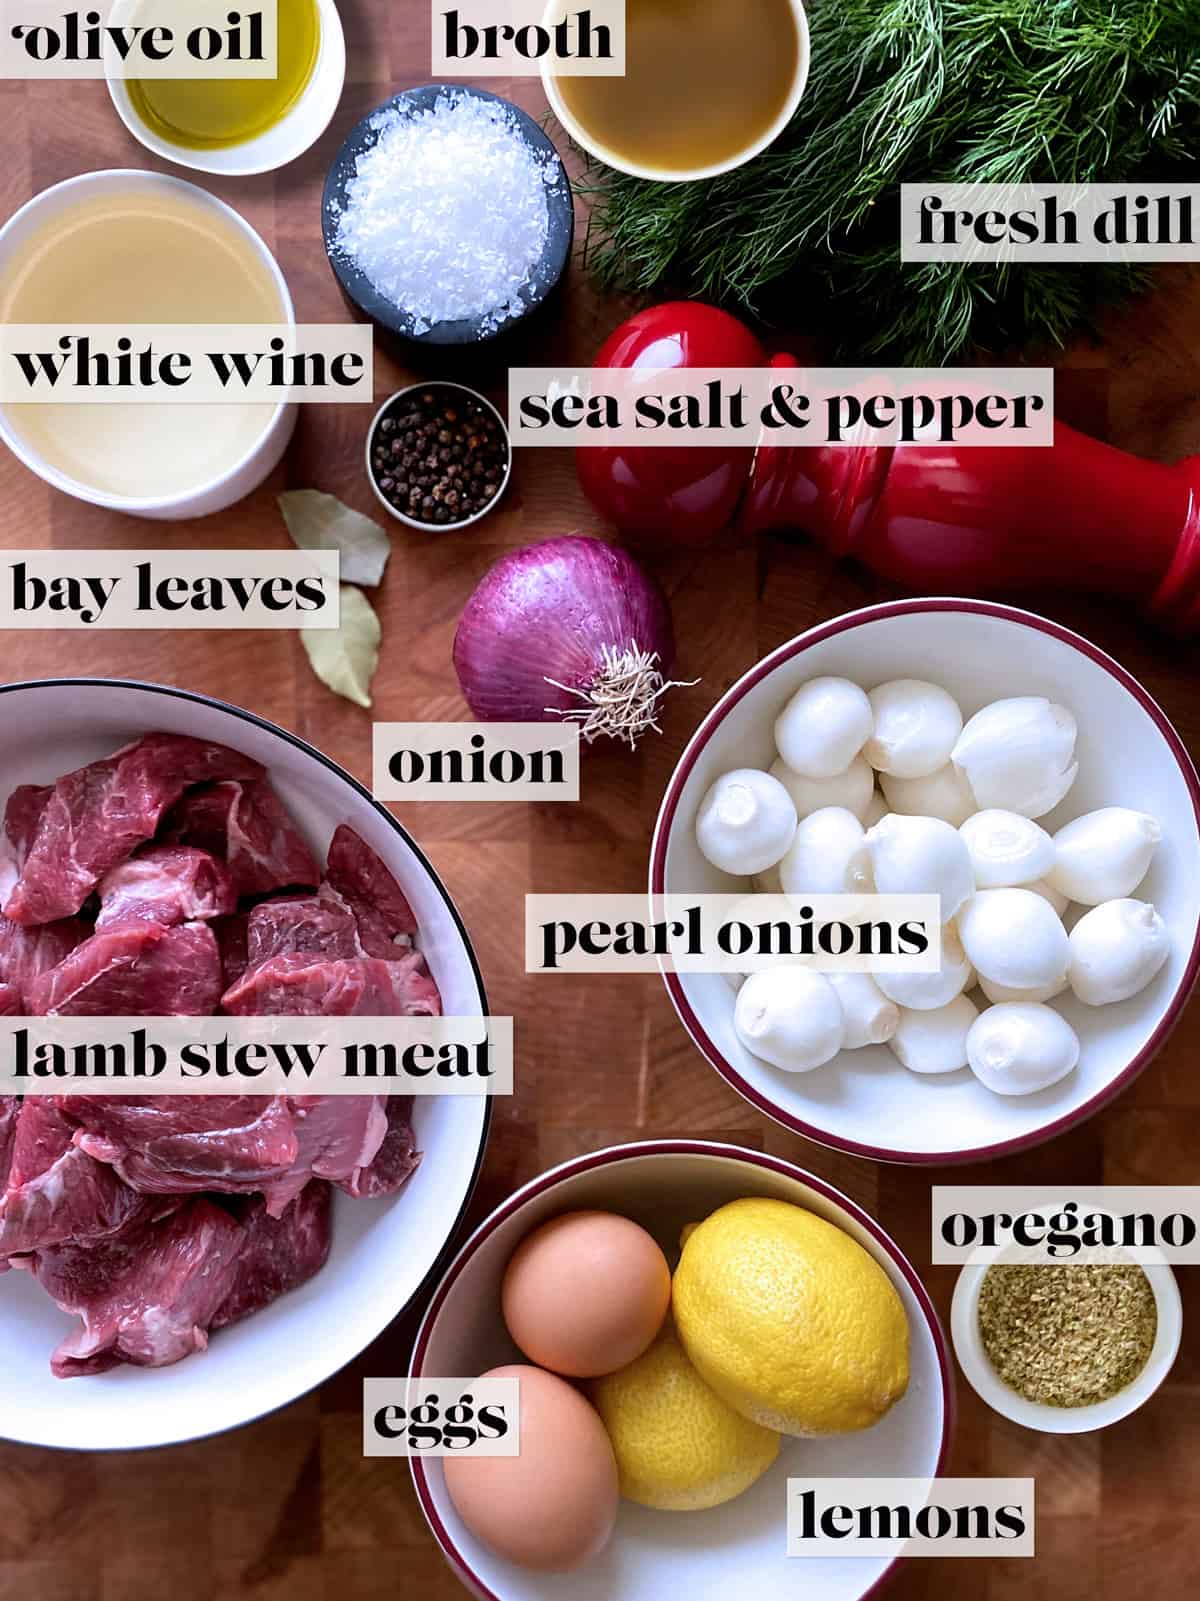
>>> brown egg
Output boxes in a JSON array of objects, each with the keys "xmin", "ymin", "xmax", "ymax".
[
  {"xmin": 442, "ymin": 1364, "xmax": 618, "ymax": 1572},
  {"xmin": 501, "ymin": 1210, "xmax": 671, "ymax": 1378}
]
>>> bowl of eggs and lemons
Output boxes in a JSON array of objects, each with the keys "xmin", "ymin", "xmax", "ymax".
[
  {"xmin": 409, "ymin": 1140, "xmax": 951, "ymax": 1601},
  {"xmin": 651, "ymin": 598, "xmax": 1200, "ymax": 1165}
]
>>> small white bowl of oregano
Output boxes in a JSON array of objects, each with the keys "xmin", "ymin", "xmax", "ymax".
[{"xmin": 951, "ymin": 1224, "xmax": 1182, "ymax": 1434}]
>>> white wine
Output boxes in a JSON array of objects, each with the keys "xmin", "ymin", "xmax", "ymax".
[{"xmin": 0, "ymin": 186, "xmax": 284, "ymax": 500}]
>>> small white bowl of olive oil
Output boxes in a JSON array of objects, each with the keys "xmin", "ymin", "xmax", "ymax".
[{"xmin": 106, "ymin": 0, "xmax": 346, "ymax": 177}]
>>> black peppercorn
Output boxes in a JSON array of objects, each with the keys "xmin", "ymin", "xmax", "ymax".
[{"xmin": 370, "ymin": 385, "xmax": 509, "ymax": 528}]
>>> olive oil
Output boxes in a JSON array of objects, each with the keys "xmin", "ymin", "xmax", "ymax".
[
  {"xmin": 555, "ymin": 0, "xmax": 800, "ymax": 174},
  {"xmin": 126, "ymin": 0, "xmax": 320, "ymax": 150}
]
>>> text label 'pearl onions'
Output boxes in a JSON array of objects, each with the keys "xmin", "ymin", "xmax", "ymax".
[
  {"xmin": 768, "ymin": 754, "xmax": 875, "ymax": 822},
  {"xmin": 889, "ymin": 993, "xmax": 979, "ymax": 1075},
  {"xmin": 959, "ymin": 809, "xmax": 1055, "ymax": 888},
  {"xmin": 1068, "ymin": 898, "xmax": 1170, "ymax": 1005},
  {"xmin": 951, "ymin": 696, "xmax": 1078, "ymax": 819},
  {"xmin": 695, "ymin": 769, "xmax": 797, "ymax": 877},
  {"xmin": 829, "ymin": 972, "xmax": 899, "ymax": 1048},
  {"xmin": 957, "ymin": 888, "xmax": 1070, "ymax": 991},
  {"xmin": 864, "ymin": 813, "xmax": 975, "ymax": 920},
  {"xmin": 1049, "ymin": 808, "xmax": 1162, "ymax": 906},
  {"xmin": 876, "ymin": 923, "xmax": 973, "ymax": 1010},
  {"xmin": 966, "ymin": 1003, "xmax": 1080, "ymax": 1095},
  {"xmin": 734, "ymin": 968, "xmax": 845, "ymax": 1072},
  {"xmin": 774, "ymin": 677, "xmax": 873, "ymax": 780},
  {"xmin": 779, "ymin": 807, "xmax": 867, "ymax": 897},
  {"xmin": 880, "ymin": 762, "xmax": 976, "ymax": 827},
  {"xmin": 865, "ymin": 679, "xmax": 963, "ymax": 779}
]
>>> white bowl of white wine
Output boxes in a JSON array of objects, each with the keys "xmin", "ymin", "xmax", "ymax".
[{"xmin": 0, "ymin": 169, "xmax": 297, "ymax": 519}]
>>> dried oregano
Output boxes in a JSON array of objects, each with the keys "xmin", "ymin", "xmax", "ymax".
[{"xmin": 978, "ymin": 1263, "xmax": 1157, "ymax": 1408}]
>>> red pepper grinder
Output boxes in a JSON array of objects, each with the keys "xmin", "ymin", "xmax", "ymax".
[{"xmin": 577, "ymin": 301, "xmax": 1200, "ymax": 630}]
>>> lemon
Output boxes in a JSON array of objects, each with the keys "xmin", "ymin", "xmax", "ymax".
[
  {"xmin": 590, "ymin": 1322, "xmax": 779, "ymax": 1511},
  {"xmin": 672, "ymin": 1197, "xmax": 909, "ymax": 1437}
]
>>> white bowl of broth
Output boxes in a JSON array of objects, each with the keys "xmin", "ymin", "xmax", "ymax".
[
  {"xmin": 0, "ymin": 170, "xmax": 297, "ymax": 519},
  {"xmin": 106, "ymin": 0, "xmax": 346, "ymax": 177},
  {"xmin": 543, "ymin": 0, "xmax": 809, "ymax": 182}
]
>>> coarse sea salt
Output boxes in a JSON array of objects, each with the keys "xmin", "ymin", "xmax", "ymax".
[{"xmin": 332, "ymin": 93, "xmax": 554, "ymax": 337}]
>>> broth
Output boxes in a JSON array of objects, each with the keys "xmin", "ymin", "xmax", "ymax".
[{"xmin": 555, "ymin": 0, "xmax": 800, "ymax": 174}]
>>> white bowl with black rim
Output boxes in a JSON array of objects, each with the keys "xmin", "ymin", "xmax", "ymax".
[
  {"xmin": 651, "ymin": 599, "xmax": 1200, "ymax": 1166},
  {"xmin": 0, "ymin": 678, "xmax": 490, "ymax": 1451},
  {"xmin": 410, "ymin": 1140, "xmax": 953, "ymax": 1601}
]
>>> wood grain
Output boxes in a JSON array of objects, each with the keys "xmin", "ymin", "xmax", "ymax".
[{"xmin": 1, "ymin": 5, "xmax": 1199, "ymax": 1598}]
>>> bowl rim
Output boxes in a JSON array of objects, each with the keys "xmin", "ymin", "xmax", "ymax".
[
  {"xmin": 408, "ymin": 1136, "xmax": 956, "ymax": 1601},
  {"xmin": 650, "ymin": 596, "xmax": 1200, "ymax": 1167},
  {"xmin": 321, "ymin": 83, "xmax": 575, "ymax": 347},
  {"xmin": 105, "ymin": 0, "xmax": 347, "ymax": 177},
  {"xmin": 0, "ymin": 674, "xmax": 493, "ymax": 1451},
  {"xmin": 364, "ymin": 381, "xmax": 512, "ymax": 529},
  {"xmin": 949, "ymin": 1238, "xmax": 1183, "ymax": 1434}
]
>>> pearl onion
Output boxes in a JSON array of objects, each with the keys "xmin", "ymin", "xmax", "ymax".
[
  {"xmin": 967, "ymin": 1003, "xmax": 1080, "ymax": 1095},
  {"xmin": 889, "ymin": 994, "xmax": 979, "ymax": 1075},
  {"xmin": 862, "ymin": 791, "xmax": 889, "ymax": 828},
  {"xmin": 1028, "ymin": 879, "xmax": 1070, "ymax": 917},
  {"xmin": 959, "ymin": 809, "xmax": 1055, "ymax": 888},
  {"xmin": 957, "ymin": 888, "xmax": 1070, "ymax": 992},
  {"xmin": 829, "ymin": 972, "xmax": 899, "ymax": 1048},
  {"xmin": 863, "ymin": 813, "xmax": 975, "ymax": 920},
  {"xmin": 734, "ymin": 968, "xmax": 845, "ymax": 1071},
  {"xmin": 977, "ymin": 972, "xmax": 1068, "ymax": 1005},
  {"xmin": 768, "ymin": 754, "xmax": 875, "ymax": 822},
  {"xmin": 951, "ymin": 697, "xmax": 1078, "ymax": 819},
  {"xmin": 695, "ymin": 769, "xmax": 797, "ymax": 877},
  {"xmin": 880, "ymin": 763, "xmax": 976, "ymax": 827},
  {"xmin": 1048, "ymin": 808, "xmax": 1162, "ymax": 906},
  {"xmin": 774, "ymin": 677, "xmax": 873, "ymax": 779},
  {"xmin": 1068, "ymin": 898, "xmax": 1170, "ymax": 1005},
  {"xmin": 876, "ymin": 923, "xmax": 973, "ymax": 1010},
  {"xmin": 779, "ymin": 807, "xmax": 868, "ymax": 896},
  {"xmin": 865, "ymin": 679, "xmax": 963, "ymax": 779}
]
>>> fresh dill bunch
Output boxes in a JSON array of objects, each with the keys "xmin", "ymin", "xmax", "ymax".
[{"xmin": 579, "ymin": 0, "xmax": 1200, "ymax": 362}]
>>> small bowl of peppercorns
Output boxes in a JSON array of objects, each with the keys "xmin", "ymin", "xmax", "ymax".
[{"xmin": 365, "ymin": 382, "xmax": 511, "ymax": 530}]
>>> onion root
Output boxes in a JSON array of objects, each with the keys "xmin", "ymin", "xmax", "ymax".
[{"xmin": 544, "ymin": 643, "xmax": 696, "ymax": 748}]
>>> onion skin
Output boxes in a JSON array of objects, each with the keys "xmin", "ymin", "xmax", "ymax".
[{"xmin": 453, "ymin": 536, "xmax": 676, "ymax": 723}]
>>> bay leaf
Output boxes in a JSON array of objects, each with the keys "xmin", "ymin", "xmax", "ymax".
[
  {"xmin": 300, "ymin": 584, "xmax": 380, "ymax": 709},
  {"xmin": 278, "ymin": 489, "xmax": 391, "ymax": 588}
]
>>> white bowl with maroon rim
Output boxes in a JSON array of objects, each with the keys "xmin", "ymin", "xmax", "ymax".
[
  {"xmin": 0, "ymin": 677, "xmax": 490, "ymax": 1451},
  {"xmin": 650, "ymin": 599, "xmax": 1200, "ymax": 1166},
  {"xmin": 409, "ymin": 1139, "xmax": 953, "ymax": 1601}
]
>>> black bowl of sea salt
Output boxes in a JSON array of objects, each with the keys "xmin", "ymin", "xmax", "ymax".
[{"xmin": 322, "ymin": 84, "xmax": 574, "ymax": 346}]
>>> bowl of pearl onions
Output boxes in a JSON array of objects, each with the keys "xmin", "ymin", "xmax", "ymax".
[{"xmin": 650, "ymin": 599, "xmax": 1200, "ymax": 1165}]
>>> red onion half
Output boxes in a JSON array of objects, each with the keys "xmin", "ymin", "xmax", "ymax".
[{"xmin": 453, "ymin": 536, "xmax": 683, "ymax": 748}]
